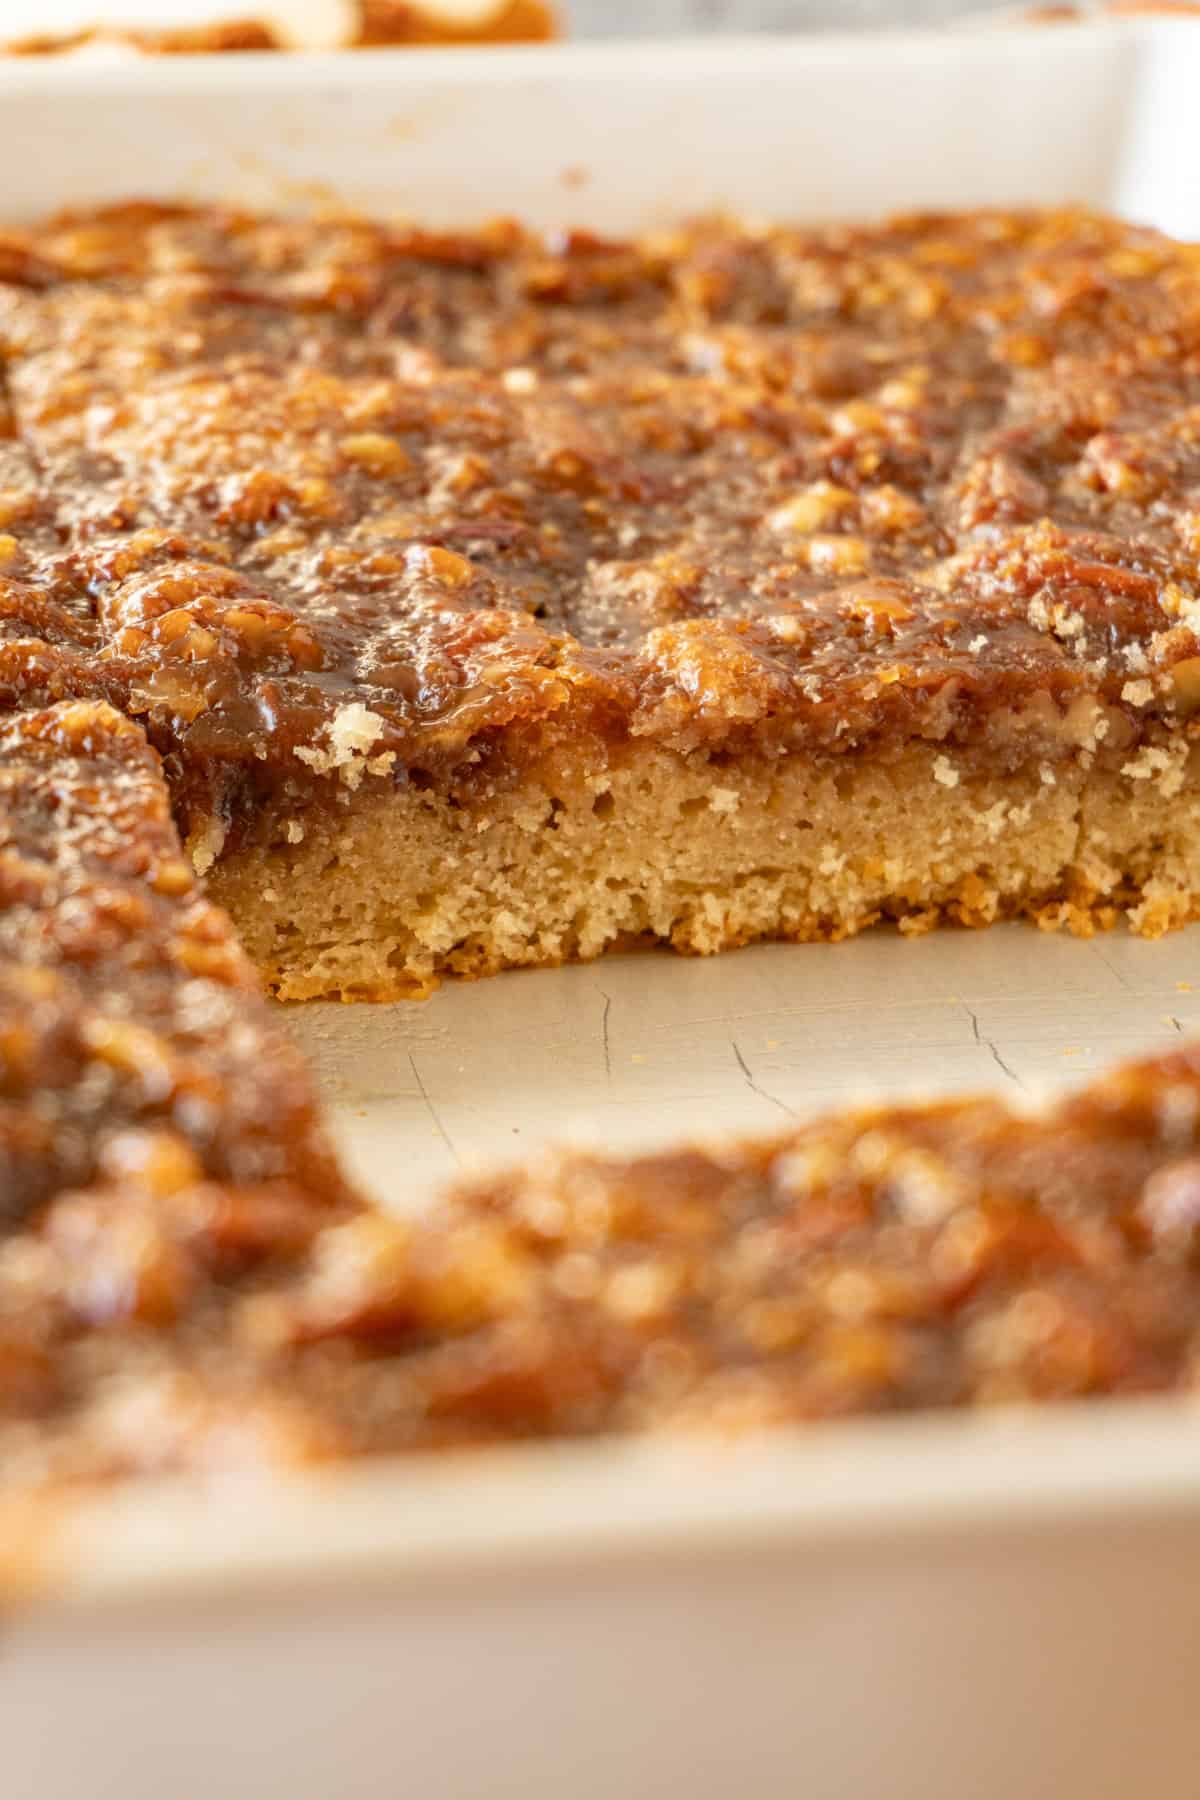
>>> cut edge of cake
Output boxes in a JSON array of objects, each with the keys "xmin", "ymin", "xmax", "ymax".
[{"xmin": 207, "ymin": 726, "xmax": 1200, "ymax": 1001}]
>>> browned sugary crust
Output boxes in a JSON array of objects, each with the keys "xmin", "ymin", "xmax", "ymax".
[
  {"xmin": 9, "ymin": 990, "xmax": 1200, "ymax": 1487},
  {"xmin": 0, "ymin": 700, "xmax": 351, "ymax": 1220},
  {"xmin": 0, "ymin": 699, "xmax": 363, "ymax": 1482},
  {"xmin": 3, "ymin": 205, "xmax": 1200, "ymax": 993}
]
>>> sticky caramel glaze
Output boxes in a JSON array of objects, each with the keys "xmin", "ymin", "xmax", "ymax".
[
  {"xmin": 0, "ymin": 701, "xmax": 352, "ymax": 1225},
  {"xmin": 0, "ymin": 206, "xmax": 1198, "ymax": 860},
  {"xmin": 10, "ymin": 1008, "xmax": 1200, "ymax": 1484}
]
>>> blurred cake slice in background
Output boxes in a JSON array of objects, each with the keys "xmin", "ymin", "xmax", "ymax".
[
  {"xmin": 2, "ymin": 0, "xmax": 557, "ymax": 53},
  {"xmin": 353, "ymin": 0, "xmax": 557, "ymax": 43}
]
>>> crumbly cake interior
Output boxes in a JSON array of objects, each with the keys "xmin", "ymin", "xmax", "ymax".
[
  {"xmin": 216, "ymin": 740, "xmax": 1200, "ymax": 999},
  {"xmin": 3, "ymin": 204, "xmax": 1200, "ymax": 997}
]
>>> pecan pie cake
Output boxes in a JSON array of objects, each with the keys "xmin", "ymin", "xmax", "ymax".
[
  {"xmin": 5, "ymin": 710, "xmax": 1200, "ymax": 1490},
  {"xmin": 4, "ymin": 201, "xmax": 1200, "ymax": 1486},
  {"xmin": 2, "ymin": 204, "xmax": 1200, "ymax": 1001}
]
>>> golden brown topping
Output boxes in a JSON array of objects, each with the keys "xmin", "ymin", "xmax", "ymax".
[
  {"xmin": 0, "ymin": 201, "xmax": 1199, "ymax": 849},
  {"xmin": 0, "ymin": 701, "xmax": 351, "ymax": 1223}
]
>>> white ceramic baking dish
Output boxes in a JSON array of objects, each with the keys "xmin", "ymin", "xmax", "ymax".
[{"xmin": 7, "ymin": 22, "xmax": 1200, "ymax": 1799}]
